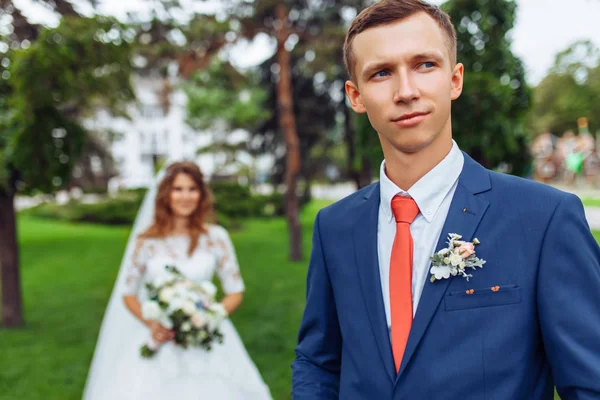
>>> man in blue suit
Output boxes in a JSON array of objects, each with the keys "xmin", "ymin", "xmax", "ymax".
[{"xmin": 291, "ymin": 0, "xmax": 600, "ymax": 399}]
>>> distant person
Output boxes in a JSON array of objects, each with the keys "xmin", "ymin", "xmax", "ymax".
[
  {"xmin": 84, "ymin": 162, "xmax": 272, "ymax": 399},
  {"xmin": 292, "ymin": 1, "xmax": 600, "ymax": 399}
]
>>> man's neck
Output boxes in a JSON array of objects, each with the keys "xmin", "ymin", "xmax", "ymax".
[{"xmin": 383, "ymin": 137, "xmax": 453, "ymax": 191}]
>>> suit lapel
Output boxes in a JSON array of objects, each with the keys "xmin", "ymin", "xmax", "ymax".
[
  {"xmin": 354, "ymin": 183, "xmax": 396, "ymax": 382},
  {"xmin": 397, "ymin": 154, "xmax": 491, "ymax": 378}
]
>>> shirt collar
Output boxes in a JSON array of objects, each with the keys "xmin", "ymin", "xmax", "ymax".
[{"xmin": 379, "ymin": 140, "xmax": 465, "ymax": 223}]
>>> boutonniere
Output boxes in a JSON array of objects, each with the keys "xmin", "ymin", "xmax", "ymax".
[{"xmin": 429, "ymin": 233, "xmax": 486, "ymax": 282}]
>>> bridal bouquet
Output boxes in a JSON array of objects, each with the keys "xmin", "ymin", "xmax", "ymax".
[{"xmin": 140, "ymin": 266, "xmax": 228, "ymax": 358}]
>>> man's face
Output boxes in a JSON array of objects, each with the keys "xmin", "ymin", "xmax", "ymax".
[{"xmin": 345, "ymin": 12, "xmax": 464, "ymax": 156}]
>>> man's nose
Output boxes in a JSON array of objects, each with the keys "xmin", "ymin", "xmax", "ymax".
[{"xmin": 392, "ymin": 70, "xmax": 420, "ymax": 104}]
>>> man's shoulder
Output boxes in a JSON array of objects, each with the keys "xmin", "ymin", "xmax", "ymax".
[
  {"xmin": 485, "ymin": 170, "xmax": 581, "ymax": 213},
  {"xmin": 317, "ymin": 182, "xmax": 379, "ymax": 221},
  {"xmin": 489, "ymin": 171, "xmax": 572, "ymax": 201}
]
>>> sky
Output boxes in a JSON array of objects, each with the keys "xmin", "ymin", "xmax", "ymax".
[{"xmin": 11, "ymin": 0, "xmax": 600, "ymax": 85}]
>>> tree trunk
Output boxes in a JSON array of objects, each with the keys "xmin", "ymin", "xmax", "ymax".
[
  {"xmin": 300, "ymin": 176, "xmax": 312, "ymax": 207},
  {"xmin": 0, "ymin": 186, "xmax": 23, "ymax": 327},
  {"xmin": 275, "ymin": 4, "xmax": 302, "ymax": 261}
]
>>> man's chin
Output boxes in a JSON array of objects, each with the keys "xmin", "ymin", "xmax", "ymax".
[{"xmin": 392, "ymin": 138, "xmax": 435, "ymax": 155}]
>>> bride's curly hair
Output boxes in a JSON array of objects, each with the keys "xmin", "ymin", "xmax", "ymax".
[{"xmin": 139, "ymin": 161, "xmax": 215, "ymax": 255}]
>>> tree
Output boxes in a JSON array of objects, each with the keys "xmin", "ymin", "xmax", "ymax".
[
  {"xmin": 291, "ymin": 2, "xmax": 377, "ymax": 189},
  {"xmin": 185, "ymin": 58, "xmax": 271, "ymax": 177},
  {"xmin": 529, "ymin": 40, "xmax": 600, "ymax": 135},
  {"xmin": 353, "ymin": 113, "xmax": 383, "ymax": 186},
  {"xmin": 204, "ymin": 0, "xmax": 335, "ymax": 260},
  {"xmin": 252, "ymin": 50, "xmax": 339, "ymax": 198},
  {"xmin": 442, "ymin": 0, "xmax": 531, "ymax": 175},
  {"xmin": 0, "ymin": 13, "xmax": 134, "ymax": 327}
]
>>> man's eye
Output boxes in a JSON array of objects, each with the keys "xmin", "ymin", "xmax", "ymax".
[
  {"xmin": 373, "ymin": 70, "xmax": 390, "ymax": 78},
  {"xmin": 421, "ymin": 62, "xmax": 435, "ymax": 69}
]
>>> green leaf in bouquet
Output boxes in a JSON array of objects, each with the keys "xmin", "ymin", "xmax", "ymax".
[
  {"xmin": 171, "ymin": 310, "xmax": 187, "ymax": 326},
  {"xmin": 158, "ymin": 300, "xmax": 169, "ymax": 309},
  {"xmin": 140, "ymin": 345, "xmax": 157, "ymax": 358},
  {"xmin": 164, "ymin": 265, "xmax": 183, "ymax": 276}
]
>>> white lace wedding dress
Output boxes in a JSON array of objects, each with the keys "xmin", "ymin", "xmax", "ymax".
[{"xmin": 83, "ymin": 225, "xmax": 272, "ymax": 399}]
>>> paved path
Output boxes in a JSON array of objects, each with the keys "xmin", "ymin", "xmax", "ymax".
[
  {"xmin": 311, "ymin": 183, "xmax": 600, "ymax": 231},
  {"xmin": 550, "ymin": 185, "xmax": 600, "ymax": 230},
  {"xmin": 15, "ymin": 182, "xmax": 600, "ymax": 230},
  {"xmin": 585, "ymin": 207, "xmax": 600, "ymax": 230}
]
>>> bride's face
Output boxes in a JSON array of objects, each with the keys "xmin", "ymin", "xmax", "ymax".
[{"xmin": 169, "ymin": 173, "xmax": 201, "ymax": 218}]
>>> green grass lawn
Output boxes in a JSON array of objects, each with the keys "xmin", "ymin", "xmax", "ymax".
[
  {"xmin": 582, "ymin": 198, "xmax": 600, "ymax": 208},
  {"xmin": 0, "ymin": 200, "xmax": 596, "ymax": 399},
  {"xmin": 0, "ymin": 201, "xmax": 329, "ymax": 400}
]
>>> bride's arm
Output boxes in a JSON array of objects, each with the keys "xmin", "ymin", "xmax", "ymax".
[
  {"xmin": 213, "ymin": 226, "xmax": 246, "ymax": 316},
  {"xmin": 122, "ymin": 239, "xmax": 174, "ymax": 342},
  {"xmin": 221, "ymin": 292, "xmax": 243, "ymax": 315},
  {"xmin": 123, "ymin": 295, "xmax": 174, "ymax": 342},
  {"xmin": 122, "ymin": 295, "xmax": 150, "ymax": 326}
]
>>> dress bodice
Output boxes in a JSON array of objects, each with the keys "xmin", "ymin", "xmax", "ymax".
[{"xmin": 125, "ymin": 224, "xmax": 245, "ymax": 296}]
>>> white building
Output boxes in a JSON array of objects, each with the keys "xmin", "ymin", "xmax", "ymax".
[{"xmin": 85, "ymin": 74, "xmax": 273, "ymax": 191}]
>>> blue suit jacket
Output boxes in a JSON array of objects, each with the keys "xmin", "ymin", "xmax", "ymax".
[{"xmin": 292, "ymin": 154, "xmax": 600, "ymax": 400}]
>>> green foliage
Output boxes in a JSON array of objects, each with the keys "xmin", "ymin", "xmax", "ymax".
[
  {"xmin": 185, "ymin": 59, "xmax": 271, "ymax": 177},
  {"xmin": 0, "ymin": 16, "xmax": 134, "ymax": 194},
  {"xmin": 187, "ymin": 0, "xmax": 356, "ymax": 186},
  {"xmin": 140, "ymin": 345, "xmax": 157, "ymax": 358},
  {"xmin": 529, "ymin": 40, "xmax": 600, "ymax": 135},
  {"xmin": 185, "ymin": 59, "xmax": 271, "ymax": 132},
  {"xmin": 443, "ymin": 0, "xmax": 532, "ymax": 175},
  {"xmin": 354, "ymin": 112, "xmax": 383, "ymax": 174},
  {"xmin": 210, "ymin": 181, "xmax": 285, "ymax": 220},
  {"xmin": 21, "ymin": 192, "xmax": 145, "ymax": 225},
  {"xmin": 21, "ymin": 183, "xmax": 284, "ymax": 228}
]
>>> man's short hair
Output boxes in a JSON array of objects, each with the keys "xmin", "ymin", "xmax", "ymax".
[{"xmin": 343, "ymin": 0, "xmax": 457, "ymax": 82}]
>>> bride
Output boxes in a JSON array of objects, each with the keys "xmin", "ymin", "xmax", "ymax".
[{"xmin": 83, "ymin": 161, "xmax": 272, "ymax": 399}]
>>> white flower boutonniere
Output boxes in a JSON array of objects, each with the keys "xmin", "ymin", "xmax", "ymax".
[{"xmin": 429, "ymin": 233, "xmax": 486, "ymax": 282}]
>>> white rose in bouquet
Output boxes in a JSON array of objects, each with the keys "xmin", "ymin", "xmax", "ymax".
[
  {"xmin": 199, "ymin": 281, "xmax": 217, "ymax": 298},
  {"xmin": 159, "ymin": 287, "xmax": 176, "ymax": 302},
  {"xmin": 140, "ymin": 266, "xmax": 226, "ymax": 358},
  {"xmin": 182, "ymin": 300, "xmax": 196, "ymax": 316},
  {"xmin": 207, "ymin": 315, "xmax": 219, "ymax": 332},
  {"xmin": 141, "ymin": 301, "xmax": 162, "ymax": 320},
  {"xmin": 191, "ymin": 311, "xmax": 207, "ymax": 328},
  {"xmin": 167, "ymin": 297, "xmax": 184, "ymax": 314},
  {"xmin": 209, "ymin": 303, "xmax": 228, "ymax": 319},
  {"xmin": 206, "ymin": 303, "xmax": 228, "ymax": 331},
  {"xmin": 181, "ymin": 322, "xmax": 192, "ymax": 332}
]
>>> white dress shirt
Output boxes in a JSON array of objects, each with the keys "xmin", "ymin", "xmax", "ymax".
[{"xmin": 378, "ymin": 140, "xmax": 464, "ymax": 330}]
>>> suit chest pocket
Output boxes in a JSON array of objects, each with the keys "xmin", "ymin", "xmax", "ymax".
[{"xmin": 444, "ymin": 285, "xmax": 521, "ymax": 311}]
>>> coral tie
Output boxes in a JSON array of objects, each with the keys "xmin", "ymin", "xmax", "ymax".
[{"xmin": 390, "ymin": 195, "xmax": 420, "ymax": 373}]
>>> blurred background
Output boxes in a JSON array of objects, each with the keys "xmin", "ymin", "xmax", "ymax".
[{"xmin": 1, "ymin": 0, "xmax": 599, "ymax": 399}]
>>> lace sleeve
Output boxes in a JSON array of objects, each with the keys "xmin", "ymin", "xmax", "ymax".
[
  {"xmin": 124, "ymin": 238, "xmax": 149, "ymax": 295},
  {"xmin": 212, "ymin": 226, "xmax": 245, "ymax": 295}
]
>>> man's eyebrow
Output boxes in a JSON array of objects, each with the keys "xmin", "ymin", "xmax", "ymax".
[
  {"xmin": 411, "ymin": 51, "xmax": 445, "ymax": 62},
  {"xmin": 361, "ymin": 61, "xmax": 392, "ymax": 79},
  {"xmin": 361, "ymin": 51, "xmax": 446, "ymax": 78}
]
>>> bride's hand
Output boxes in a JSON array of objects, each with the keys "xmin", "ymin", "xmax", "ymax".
[{"xmin": 149, "ymin": 321, "xmax": 175, "ymax": 343}]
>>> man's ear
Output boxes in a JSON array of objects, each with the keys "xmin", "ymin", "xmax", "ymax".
[
  {"xmin": 450, "ymin": 62, "xmax": 464, "ymax": 101},
  {"xmin": 345, "ymin": 80, "xmax": 367, "ymax": 113}
]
